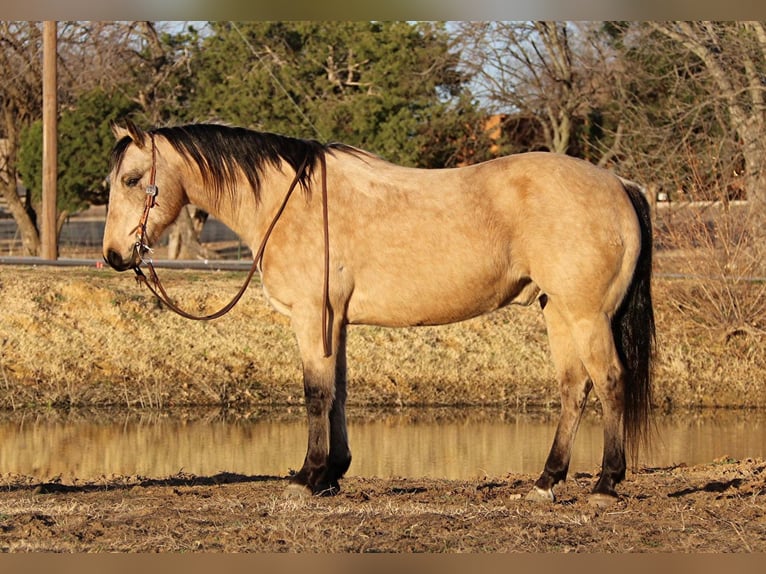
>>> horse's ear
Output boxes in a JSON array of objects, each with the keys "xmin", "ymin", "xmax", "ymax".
[
  {"xmin": 111, "ymin": 119, "xmax": 147, "ymax": 148},
  {"xmin": 110, "ymin": 120, "xmax": 129, "ymax": 141}
]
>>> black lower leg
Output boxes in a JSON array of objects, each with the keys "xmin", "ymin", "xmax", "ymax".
[
  {"xmin": 535, "ymin": 376, "xmax": 591, "ymax": 493},
  {"xmin": 291, "ymin": 379, "xmax": 336, "ymax": 495},
  {"xmin": 326, "ymin": 398, "xmax": 351, "ymax": 484},
  {"xmin": 593, "ymin": 445, "xmax": 626, "ymax": 496},
  {"xmin": 326, "ymin": 325, "xmax": 351, "ymax": 488},
  {"xmin": 534, "ymin": 469, "xmax": 566, "ymax": 492}
]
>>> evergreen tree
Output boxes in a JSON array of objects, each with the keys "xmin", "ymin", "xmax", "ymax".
[
  {"xmin": 18, "ymin": 89, "xmax": 139, "ymax": 221},
  {"xmin": 184, "ymin": 21, "xmax": 491, "ymax": 168}
]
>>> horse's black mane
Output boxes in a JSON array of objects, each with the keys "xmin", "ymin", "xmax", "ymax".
[{"xmin": 110, "ymin": 123, "xmax": 360, "ymax": 204}]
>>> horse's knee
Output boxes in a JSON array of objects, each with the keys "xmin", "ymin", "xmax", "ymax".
[{"xmin": 304, "ymin": 384, "xmax": 334, "ymax": 416}]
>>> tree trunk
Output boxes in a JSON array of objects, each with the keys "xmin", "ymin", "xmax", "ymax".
[
  {"xmin": 0, "ymin": 183, "xmax": 40, "ymax": 256},
  {"xmin": 1, "ymin": 103, "xmax": 40, "ymax": 255},
  {"xmin": 650, "ymin": 23, "xmax": 766, "ymax": 202},
  {"xmin": 166, "ymin": 205, "xmax": 215, "ymax": 260},
  {"xmin": 739, "ymin": 124, "xmax": 766, "ymax": 211},
  {"xmin": 742, "ymin": 143, "xmax": 766, "ymax": 247}
]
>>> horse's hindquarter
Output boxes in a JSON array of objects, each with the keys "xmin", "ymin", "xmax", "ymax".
[{"xmin": 495, "ymin": 153, "xmax": 642, "ymax": 317}]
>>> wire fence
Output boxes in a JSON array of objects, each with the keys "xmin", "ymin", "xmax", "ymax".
[{"xmin": 0, "ymin": 206, "xmax": 252, "ymax": 264}]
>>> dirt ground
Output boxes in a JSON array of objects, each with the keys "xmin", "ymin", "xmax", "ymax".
[{"xmin": 1, "ymin": 457, "xmax": 764, "ymax": 552}]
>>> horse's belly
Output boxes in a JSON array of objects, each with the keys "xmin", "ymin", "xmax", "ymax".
[{"xmin": 346, "ymin": 271, "xmax": 538, "ymax": 327}]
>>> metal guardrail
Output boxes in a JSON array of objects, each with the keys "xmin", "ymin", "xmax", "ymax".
[
  {"xmin": 0, "ymin": 256, "xmax": 762, "ymax": 283},
  {"xmin": 0, "ymin": 256, "xmax": 254, "ymax": 272},
  {"xmin": 655, "ymin": 272, "xmax": 766, "ymax": 283}
]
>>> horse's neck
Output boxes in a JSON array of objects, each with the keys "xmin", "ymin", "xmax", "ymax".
[{"xmin": 184, "ymin": 168, "xmax": 295, "ymax": 248}]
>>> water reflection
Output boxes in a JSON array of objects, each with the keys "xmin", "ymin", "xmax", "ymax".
[{"xmin": 0, "ymin": 408, "xmax": 762, "ymax": 481}]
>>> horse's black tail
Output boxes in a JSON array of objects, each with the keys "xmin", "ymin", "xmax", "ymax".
[{"xmin": 614, "ymin": 179, "xmax": 656, "ymax": 465}]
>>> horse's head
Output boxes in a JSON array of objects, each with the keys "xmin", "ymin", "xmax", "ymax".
[{"xmin": 103, "ymin": 121, "xmax": 186, "ymax": 271}]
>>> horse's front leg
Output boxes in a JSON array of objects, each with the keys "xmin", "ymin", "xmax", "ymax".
[{"xmin": 286, "ymin": 311, "xmax": 350, "ymax": 497}]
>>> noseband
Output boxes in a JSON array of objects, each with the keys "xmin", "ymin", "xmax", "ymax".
[{"xmin": 131, "ymin": 133, "xmax": 332, "ymax": 357}]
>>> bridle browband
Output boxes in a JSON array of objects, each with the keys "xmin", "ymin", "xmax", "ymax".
[{"xmin": 132, "ymin": 132, "xmax": 332, "ymax": 357}]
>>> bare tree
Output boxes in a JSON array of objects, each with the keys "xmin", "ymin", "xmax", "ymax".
[
  {"xmin": 0, "ymin": 22, "xmax": 44, "ymax": 255},
  {"xmin": 602, "ymin": 22, "xmax": 766, "ymax": 331},
  {"xmin": 646, "ymin": 21, "xmax": 766, "ymax": 211},
  {"xmin": 0, "ymin": 22, "xmax": 162, "ymax": 256},
  {"xmin": 0, "ymin": 21, "xmax": 211, "ymax": 259},
  {"xmin": 455, "ymin": 21, "xmax": 622, "ymax": 161}
]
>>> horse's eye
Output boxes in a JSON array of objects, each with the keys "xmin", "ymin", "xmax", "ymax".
[{"xmin": 124, "ymin": 176, "xmax": 141, "ymax": 188}]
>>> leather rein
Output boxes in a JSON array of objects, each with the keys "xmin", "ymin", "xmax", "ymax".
[{"xmin": 132, "ymin": 133, "xmax": 332, "ymax": 357}]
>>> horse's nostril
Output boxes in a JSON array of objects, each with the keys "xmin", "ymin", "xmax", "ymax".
[{"xmin": 105, "ymin": 249, "xmax": 129, "ymax": 271}]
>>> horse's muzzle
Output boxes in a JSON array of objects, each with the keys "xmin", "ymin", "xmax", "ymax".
[{"xmin": 104, "ymin": 248, "xmax": 137, "ymax": 272}]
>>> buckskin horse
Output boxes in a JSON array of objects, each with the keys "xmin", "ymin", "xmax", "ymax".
[{"xmin": 102, "ymin": 121, "xmax": 654, "ymax": 506}]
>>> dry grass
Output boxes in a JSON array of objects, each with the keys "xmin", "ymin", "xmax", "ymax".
[
  {"xmin": 0, "ymin": 265, "xmax": 553, "ymax": 410},
  {"xmin": 656, "ymin": 201, "xmax": 766, "ymax": 335},
  {"xmin": 652, "ymin": 200, "xmax": 766, "ymax": 409},
  {"xmin": 0, "ymin": 259, "xmax": 764, "ymax": 411}
]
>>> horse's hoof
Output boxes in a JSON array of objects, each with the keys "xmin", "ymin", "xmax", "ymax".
[
  {"xmin": 283, "ymin": 482, "xmax": 312, "ymax": 498},
  {"xmin": 588, "ymin": 492, "xmax": 619, "ymax": 508},
  {"xmin": 525, "ymin": 486, "xmax": 555, "ymax": 503}
]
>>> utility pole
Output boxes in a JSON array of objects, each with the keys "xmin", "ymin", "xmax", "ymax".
[{"xmin": 41, "ymin": 21, "xmax": 58, "ymax": 260}]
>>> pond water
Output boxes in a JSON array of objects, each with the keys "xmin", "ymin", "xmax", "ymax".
[{"xmin": 0, "ymin": 408, "xmax": 763, "ymax": 481}]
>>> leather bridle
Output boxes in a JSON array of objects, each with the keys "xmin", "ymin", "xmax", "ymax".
[{"xmin": 131, "ymin": 133, "xmax": 332, "ymax": 357}]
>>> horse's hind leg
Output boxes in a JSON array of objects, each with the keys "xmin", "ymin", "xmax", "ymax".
[
  {"xmin": 570, "ymin": 313, "xmax": 627, "ymax": 505},
  {"xmin": 528, "ymin": 301, "xmax": 593, "ymax": 502}
]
